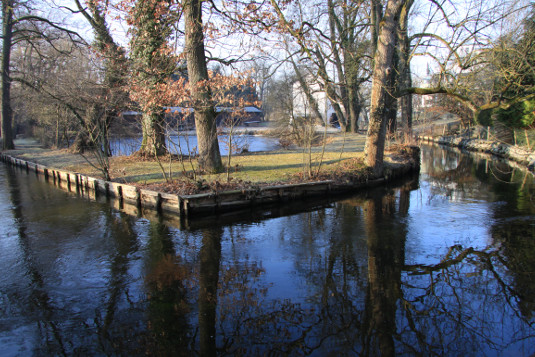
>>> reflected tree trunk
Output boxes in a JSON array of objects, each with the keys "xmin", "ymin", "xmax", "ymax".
[
  {"xmin": 362, "ymin": 189, "xmax": 407, "ymax": 356},
  {"xmin": 145, "ymin": 221, "xmax": 191, "ymax": 354},
  {"xmin": 199, "ymin": 227, "xmax": 222, "ymax": 356},
  {"xmin": 99, "ymin": 209, "xmax": 138, "ymax": 340},
  {"xmin": 4, "ymin": 166, "xmax": 66, "ymax": 354},
  {"xmin": 399, "ymin": 179, "xmax": 418, "ymax": 215}
]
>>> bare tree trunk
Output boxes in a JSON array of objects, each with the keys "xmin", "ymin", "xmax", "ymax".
[
  {"xmin": 364, "ymin": 0, "xmax": 405, "ymax": 176},
  {"xmin": 386, "ymin": 24, "xmax": 400, "ymax": 136},
  {"xmin": 343, "ymin": 33, "xmax": 361, "ymax": 133},
  {"xmin": 314, "ymin": 48, "xmax": 348, "ymax": 129},
  {"xmin": 327, "ymin": 0, "xmax": 350, "ymax": 130},
  {"xmin": 347, "ymin": 79, "xmax": 361, "ymax": 133},
  {"xmin": 371, "ymin": 0, "xmax": 383, "ymax": 54},
  {"xmin": 344, "ymin": 45, "xmax": 361, "ymax": 133},
  {"xmin": 291, "ymin": 58, "xmax": 323, "ymax": 121},
  {"xmin": 398, "ymin": 0, "xmax": 414, "ymax": 142},
  {"xmin": 385, "ymin": 71, "xmax": 398, "ymax": 135},
  {"xmin": 184, "ymin": 0, "xmax": 223, "ymax": 173},
  {"xmin": 139, "ymin": 111, "xmax": 167, "ymax": 156},
  {"xmin": 1, "ymin": 0, "xmax": 15, "ymax": 150},
  {"xmin": 55, "ymin": 111, "xmax": 60, "ymax": 148}
]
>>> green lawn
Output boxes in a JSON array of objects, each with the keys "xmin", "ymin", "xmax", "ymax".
[{"xmin": 10, "ymin": 133, "xmax": 369, "ymax": 186}]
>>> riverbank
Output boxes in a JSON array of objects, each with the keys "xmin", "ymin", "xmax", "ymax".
[
  {"xmin": 1, "ymin": 133, "xmax": 420, "ymax": 217},
  {"xmin": 419, "ymin": 134, "xmax": 535, "ymax": 172}
]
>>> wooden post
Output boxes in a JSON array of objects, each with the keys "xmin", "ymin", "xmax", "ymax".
[
  {"xmin": 135, "ymin": 188, "xmax": 141, "ymax": 208},
  {"xmin": 178, "ymin": 196, "xmax": 185, "ymax": 218},
  {"xmin": 156, "ymin": 193, "xmax": 162, "ymax": 213},
  {"xmin": 183, "ymin": 199, "xmax": 190, "ymax": 217},
  {"xmin": 94, "ymin": 180, "xmax": 99, "ymax": 196}
]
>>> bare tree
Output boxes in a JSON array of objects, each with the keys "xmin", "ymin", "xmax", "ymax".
[
  {"xmin": 72, "ymin": 0, "xmax": 129, "ymax": 157},
  {"xmin": 267, "ymin": 0, "xmax": 371, "ymax": 133},
  {"xmin": 364, "ymin": 0, "xmax": 406, "ymax": 176},
  {"xmin": 184, "ymin": 0, "xmax": 223, "ymax": 173},
  {"xmin": 1, "ymin": 0, "xmax": 81, "ymax": 150}
]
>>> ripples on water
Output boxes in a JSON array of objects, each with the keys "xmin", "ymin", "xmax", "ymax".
[{"xmin": 0, "ymin": 145, "xmax": 534, "ymax": 356}]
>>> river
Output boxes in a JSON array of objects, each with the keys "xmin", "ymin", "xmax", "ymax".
[
  {"xmin": 110, "ymin": 134, "xmax": 279, "ymax": 156},
  {"xmin": 0, "ymin": 145, "xmax": 534, "ymax": 356}
]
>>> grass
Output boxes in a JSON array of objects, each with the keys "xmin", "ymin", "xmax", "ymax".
[
  {"xmin": 44, "ymin": 134, "xmax": 361, "ymax": 179},
  {"xmin": 6, "ymin": 133, "xmax": 388, "ymax": 194},
  {"xmin": 108, "ymin": 133, "xmax": 368, "ymax": 185}
]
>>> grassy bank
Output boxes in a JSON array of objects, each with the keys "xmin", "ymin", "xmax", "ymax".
[{"xmin": 6, "ymin": 133, "xmax": 412, "ymax": 195}]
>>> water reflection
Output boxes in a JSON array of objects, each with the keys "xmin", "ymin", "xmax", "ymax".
[
  {"xmin": 0, "ymin": 146, "xmax": 534, "ymax": 355},
  {"xmin": 144, "ymin": 220, "xmax": 192, "ymax": 355}
]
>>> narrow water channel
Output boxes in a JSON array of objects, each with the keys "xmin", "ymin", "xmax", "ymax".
[{"xmin": 0, "ymin": 145, "xmax": 534, "ymax": 356}]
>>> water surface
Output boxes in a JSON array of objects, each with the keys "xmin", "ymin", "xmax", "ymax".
[
  {"xmin": 110, "ymin": 134, "xmax": 279, "ymax": 156},
  {"xmin": 0, "ymin": 145, "xmax": 534, "ymax": 355}
]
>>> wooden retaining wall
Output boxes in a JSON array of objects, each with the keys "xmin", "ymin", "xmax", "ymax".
[{"xmin": 1, "ymin": 147, "xmax": 420, "ymax": 218}]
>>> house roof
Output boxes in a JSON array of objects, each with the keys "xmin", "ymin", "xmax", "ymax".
[
  {"xmin": 123, "ymin": 106, "xmax": 263, "ymax": 115},
  {"xmin": 244, "ymin": 106, "xmax": 262, "ymax": 113},
  {"xmin": 166, "ymin": 107, "xmax": 194, "ymax": 113}
]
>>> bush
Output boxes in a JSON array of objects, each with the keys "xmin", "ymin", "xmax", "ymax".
[{"xmin": 495, "ymin": 98, "xmax": 535, "ymax": 128}]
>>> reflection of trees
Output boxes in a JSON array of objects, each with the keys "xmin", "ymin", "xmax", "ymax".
[
  {"xmin": 492, "ymin": 222, "xmax": 535, "ymax": 319},
  {"xmin": 199, "ymin": 227, "xmax": 222, "ymax": 357},
  {"xmin": 421, "ymin": 146, "xmax": 481, "ymax": 200},
  {"xmin": 91, "ymin": 209, "xmax": 143, "ymax": 354},
  {"xmin": 422, "ymin": 145, "xmax": 535, "ymax": 321},
  {"xmin": 406, "ymin": 148, "xmax": 535, "ymax": 354},
  {"xmin": 422, "ymin": 145, "xmax": 535, "ymax": 210},
  {"xmin": 4, "ymin": 167, "xmax": 154, "ymax": 355},
  {"xmin": 4, "ymin": 166, "xmax": 68, "ymax": 355},
  {"xmin": 362, "ymin": 186, "xmax": 407, "ymax": 356},
  {"xmin": 482, "ymin": 159, "xmax": 535, "ymax": 320},
  {"xmin": 236, "ymin": 173, "xmax": 534, "ymax": 355},
  {"xmin": 402, "ymin": 243, "xmax": 535, "ymax": 355},
  {"xmin": 214, "ymin": 225, "xmax": 317, "ymax": 355},
  {"xmin": 144, "ymin": 220, "xmax": 192, "ymax": 355},
  {"xmin": 422, "ymin": 145, "xmax": 462, "ymax": 175},
  {"xmin": 215, "ymin": 182, "xmax": 417, "ymax": 355},
  {"xmin": 4, "ymin": 144, "xmax": 535, "ymax": 355}
]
